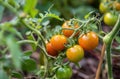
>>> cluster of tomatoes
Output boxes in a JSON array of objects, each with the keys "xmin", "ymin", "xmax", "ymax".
[
  {"xmin": 46, "ymin": 21, "xmax": 99, "ymax": 79},
  {"xmin": 99, "ymin": 0, "xmax": 120, "ymax": 26}
]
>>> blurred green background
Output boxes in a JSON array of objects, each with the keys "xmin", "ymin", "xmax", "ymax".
[{"xmin": 37, "ymin": 0, "xmax": 100, "ymax": 19}]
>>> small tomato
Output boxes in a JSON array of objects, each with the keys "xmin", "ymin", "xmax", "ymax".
[
  {"xmin": 62, "ymin": 21, "xmax": 79, "ymax": 37},
  {"xmin": 99, "ymin": 2, "xmax": 110, "ymax": 13},
  {"xmin": 50, "ymin": 35, "xmax": 67, "ymax": 51},
  {"xmin": 104, "ymin": 12, "xmax": 118, "ymax": 26},
  {"xmin": 46, "ymin": 42, "xmax": 58, "ymax": 56},
  {"xmin": 78, "ymin": 31, "xmax": 99, "ymax": 51},
  {"xmin": 114, "ymin": 2, "xmax": 120, "ymax": 11},
  {"xmin": 66, "ymin": 45, "xmax": 84, "ymax": 62},
  {"xmin": 56, "ymin": 66, "xmax": 72, "ymax": 79}
]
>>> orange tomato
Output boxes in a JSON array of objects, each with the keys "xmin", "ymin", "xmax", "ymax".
[
  {"xmin": 46, "ymin": 42, "xmax": 58, "ymax": 56},
  {"xmin": 50, "ymin": 35, "xmax": 67, "ymax": 51},
  {"xmin": 62, "ymin": 21, "xmax": 79, "ymax": 37},
  {"xmin": 66, "ymin": 45, "xmax": 84, "ymax": 62},
  {"xmin": 114, "ymin": 2, "xmax": 120, "ymax": 11},
  {"xmin": 78, "ymin": 31, "xmax": 99, "ymax": 51}
]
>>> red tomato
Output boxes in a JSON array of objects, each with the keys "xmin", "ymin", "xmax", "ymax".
[
  {"xmin": 78, "ymin": 31, "xmax": 99, "ymax": 51},
  {"xmin": 46, "ymin": 42, "xmax": 58, "ymax": 56},
  {"xmin": 50, "ymin": 35, "xmax": 67, "ymax": 51}
]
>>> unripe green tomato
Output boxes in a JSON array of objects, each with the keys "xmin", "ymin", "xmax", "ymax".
[
  {"xmin": 103, "ymin": 12, "xmax": 118, "ymax": 26},
  {"xmin": 56, "ymin": 66, "xmax": 72, "ymax": 79},
  {"xmin": 99, "ymin": 2, "xmax": 109, "ymax": 13}
]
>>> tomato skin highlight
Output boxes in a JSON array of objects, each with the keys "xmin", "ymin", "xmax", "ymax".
[
  {"xmin": 62, "ymin": 21, "xmax": 79, "ymax": 37},
  {"xmin": 78, "ymin": 32, "xmax": 99, "ymax": 51},
  {"xmin": 66, "ymin": 45, "xmax": 84, "ymax": 63},
  {"xmin": 103, "ymin": 12, "xmax": 118, "ymax": 26},
  {"xmin": 46, "ymin": 42, "xmax": 58, "ymax": 56},
  {"xmin": 56, "ymin": 66, "xmax": 72, "ymax": 79},
  {"xmin": 50, "ymin": 35, "xmax": 67, "ymax": 51}
]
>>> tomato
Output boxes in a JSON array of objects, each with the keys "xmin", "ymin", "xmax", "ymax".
[
  {"xmin": 66, "ymin": 45, "xmax": 84, "ymax": 62},
  {"xmin": 50, "ymin": 35, "xmax": 67, "ymax": 51},
  {"xmin": 114, "ymin": 2, "xmax": 120, "ymax": 11},
  {"xmin": 56, "ymin": 66, "xmax": 72, "ymax": 79},
  {"xmin": 99, "ymin": 2, "xmax": 110, "ymax": 13},
  {"xmin": 46, "ymin": 42, "xmax": 58, "ymax": 56},
  {"xmin": 62, "ymin": 21, "xmax": 79, "ymax": 37},
  {"xmin": 104, "ymin": 12, "xmax": 118, "ymax": 26},
  {"xmin": 78, "ymin": 31, "xmax": 99, "ymax": 51}
]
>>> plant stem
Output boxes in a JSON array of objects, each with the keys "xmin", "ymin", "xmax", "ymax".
[
  {"xmin": 95, "ymin": 43, "xmax": 106, "ymax": 79},
  {"xmin": 20, "ymin": 20, "xmax": 46, "ymax": 47},
  {"xmin": 69, "ymin": 23, "xmax": 85, "ymax": 39},
  {"xmin": 0, "ymin": 0, "xmax": 19, "ymax": 17},
  {"xmin": 17, "ymin": 40, "xmax": 37, "ymax": 45},
  {"xmin": 103, "ymin": 14, "xmax": 120, "ymax": 79},
  {"xmin": 106, "ymin": 42, "xmax": 113, "ymax": 79}
]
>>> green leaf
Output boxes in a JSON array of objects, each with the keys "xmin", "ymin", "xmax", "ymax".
[
  {"xmin": 10, "ymin": 28, "xmax": 23, "ymax": 39},
  {"xmin": 0, "ymin": 69, "xmax": 9, "ymax": 79},
  {"xmin": 11, "ymin": 71, "xmax": 22, "ymax": 79},
  {"xmin": 6, "ymin": 35, "xmax": 22, "ymax": 69},
  {"xmin": 24, "ymin": 0, "xmax": 38, "ymax": 17},
  {"xmin": 0, "ymin": 5, "xmax": 4, "ymax": 21},
  {"xmin": 30, "ymin": 9, "xmax": 38, "ymax": 17},
  {"xmin": 8, "ymin": 0, "xmax": 20, "ymax": 9},
  {"xmin": 44, "ymin": 13, "xmax": 62, "ymax": 21},
  {"xmin": 23, "ymin": 50, "xmax": 32, "ymax": 56},
  {"xmin": 87, "ymin": 23, "xmax": 98, "ymax": 32},
  {"xmin": 22, "ymin": 59, "xmax": 37, "ymax": 72}
]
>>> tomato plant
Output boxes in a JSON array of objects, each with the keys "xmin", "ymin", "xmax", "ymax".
[
  {"xmin": 62, "ymin": 21, "xmax": 79, "ymax": 37},
  {"xmin": 0, "ymin": 0, "xmax": 120, "ymax": 79},
  {"xmin": 66, "ymin": 45, "xmax": 84, "ymax": 62},
  {"xmin": 56, "ymin": 66, "xmax": 72, "ymax": 79},
  {"xmin": 104, "ymin": 12, "xmax": 118, "ymax": 26},
  {"xmin": 46, "ymin": 42, "xmax": 58, "ymax": 56},
  {"xmin": 50, "ymin": 35, "xmax": 67, "ymax": 51},
  {"xmin": 78, "ymin": 31, "xmax": 99, "ymax": 51}
]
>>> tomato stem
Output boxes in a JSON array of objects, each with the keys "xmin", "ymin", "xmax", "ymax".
[
  {"xmin": 95, "ymin": 43, "xmax": 106, "ymax": 79},
  {"xmin": 0, "ymin": 0, "xmax": 19, "ymax": 17},
  {"xmin": 103, "ymin": 14, "xmax": 120, "ymax": 79},
  {"xmin": 69, "ymin": 23, "xmax": 85, "ymax": 39}
]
